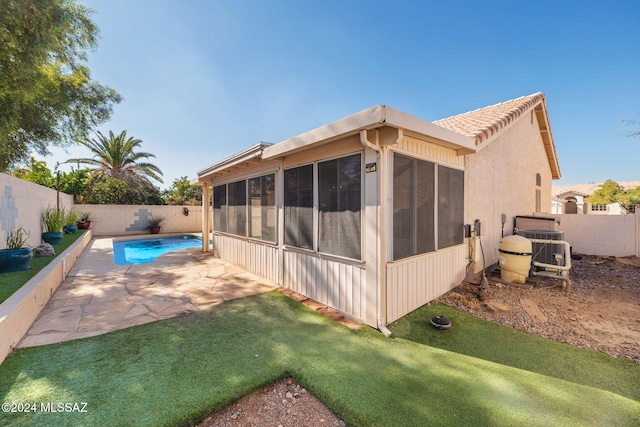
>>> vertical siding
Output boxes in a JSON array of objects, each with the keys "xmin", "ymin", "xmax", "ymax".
[
  {"xmin": 213, "ymin": 234, "xmax": 279, "ymax": 283},
  {"xmin": 283, "ymin": 250, "xmax": 368, "ymax": 323},
  {"xmin": 397, "ymin": 136, "xmax": 465, "ymax": 168},
  {"xmin": 386, "ymin": 245, "xmax": 466, "ymax": 323}
]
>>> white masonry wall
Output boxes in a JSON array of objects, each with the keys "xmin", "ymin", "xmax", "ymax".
[
  {"xmin": 73, "ymin": 204, "xmax": 203, "ymax": 236},
  {"xmin": 0, "ymin": 173, "xmax": 74, "ymax": 249},
  {"xmin": 539, "ymin": 213, "xmax": 639, "ymax": 257}
]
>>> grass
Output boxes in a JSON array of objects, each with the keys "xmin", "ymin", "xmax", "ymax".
[
  {"xmin": 0, "ymin": 230, "xmax": 86, "ymax": 304},
  {"xmin": 1, "ymin": 291, "xmax": 638, "ymax": 427},
  {"xmin": 388, "ymin": 303, "xmax": 640, "ymax": 402}
]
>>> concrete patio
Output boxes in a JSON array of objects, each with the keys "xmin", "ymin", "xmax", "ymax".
[{"xmin": 18, "ymin": 237, "xmax": 277, "ymax": 348}]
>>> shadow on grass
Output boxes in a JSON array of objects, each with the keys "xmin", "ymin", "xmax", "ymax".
[
  {"xmin": 388, "ymin": 302, "xmax": 640, "ymax": 402},
  {"xmin": 1, "ymin": 292, "xmax": 639, "ymax": 427}
]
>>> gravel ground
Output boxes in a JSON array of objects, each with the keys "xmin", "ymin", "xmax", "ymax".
[
  {"xmin": 196, "ymin": 255, "xmax": 639, "ymax": 426},
  {"xmin": 197, "ymin": 378, "xmax": 345, "ymax": 427},
  {"xmin": 437, "ymin": 254, "xmax": 640, "ymax": 362}
]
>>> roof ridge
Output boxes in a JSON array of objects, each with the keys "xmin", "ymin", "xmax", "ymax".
[
  {"xmin": 433, "ymin": 92, "xmax": 545, "ymax": 145},
  {"xmin": 435, "ymin": 92, "xmax": 544, "ymax": 123}
]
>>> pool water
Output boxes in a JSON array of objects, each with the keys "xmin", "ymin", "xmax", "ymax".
[{"xmin": 113, "ymin": 236, "xmax": 202, "ymax": 265}]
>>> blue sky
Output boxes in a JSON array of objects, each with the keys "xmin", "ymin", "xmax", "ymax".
[{"xmin": 47, "ymin": 0, "xmax": 640, "ymax": 189}]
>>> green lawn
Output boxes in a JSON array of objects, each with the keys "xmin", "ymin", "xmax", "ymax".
[
  {"xmin": 1, "ymin": 291, "xmax": 638, "ymax": 427},
  {"xmin": 388, "ymin": 302, "xmax": 640, "ymax": 402},
  {"xmin": 0, "ymin": 230, "xmax": 87, "ymax": 304}
]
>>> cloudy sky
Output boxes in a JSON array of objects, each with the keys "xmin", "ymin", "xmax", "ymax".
[{"xmin": 47, "ymin": 0, "xmax": 640, "ymax": 188}]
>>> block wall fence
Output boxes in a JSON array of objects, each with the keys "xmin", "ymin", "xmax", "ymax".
[
  {"xmin": 72, "ymin": 204, "xmax": 204, "ymax": 236},
  {"xmin": 0, "ymin": 173, "xmax": 74, "ymax": 249},
  {"xmin": 1, "ymin": 173, "xmax": 637, "ymax": 257},
  {"xmin": 535, "ymin": 213, "xmax": 640, "ymax": 257},
  {"xmin": 1, "ymin": 173, "xmax": 204, "ymax": 249}
]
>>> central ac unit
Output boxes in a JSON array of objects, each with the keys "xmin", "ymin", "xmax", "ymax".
[{"xmin": 517, "ymin": 230, "xmax": 565, "ymax": 266}]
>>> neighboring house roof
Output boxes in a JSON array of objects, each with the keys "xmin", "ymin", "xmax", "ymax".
[
  {"xmin": 434, "ymin": 92, "xmax": 561, "ymax": 179},
  {"xmin": 552, "ymin": 181, "xmax": 640, "ymax": 198},
  {"xmin": 554, "ymin": 190, "xmax": 589, "ymax": 198}
]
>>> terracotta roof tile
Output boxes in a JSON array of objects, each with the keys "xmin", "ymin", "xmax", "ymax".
[{"xmin": 434, "ymin": 92, "xmax": 546, "ymax": 145}]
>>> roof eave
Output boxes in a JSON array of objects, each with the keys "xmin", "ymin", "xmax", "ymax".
[
  {"xmin": 262, "ymin": 105, "xmax": 476, "ymax": 160},
  {"xmin": 197, "ymin": 142, "xmax": 271, "ymax": 181}
]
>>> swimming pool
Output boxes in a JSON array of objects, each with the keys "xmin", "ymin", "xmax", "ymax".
[{"xmin": 113, "ymin": 235, "xmax": 202, "ymax": 265}]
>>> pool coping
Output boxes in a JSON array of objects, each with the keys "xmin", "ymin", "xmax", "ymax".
[
  {"xmin": 0, "ymin": 229, "xmax": 93, "ymax": 365},
  {"xmin": 111, "ymin": 232, "xmax": 200, "ymax": 243}
]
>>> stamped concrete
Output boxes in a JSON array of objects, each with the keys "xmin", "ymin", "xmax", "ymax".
[{"xmin": 18, "ymin": 237, "xmax": 277, "ymax": 348}]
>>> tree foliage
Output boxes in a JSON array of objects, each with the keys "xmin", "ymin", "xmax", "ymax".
[
  {"xmin": 67, "ymin": 130, "xmax": 163, "ymax": 184},
  {"xmin": 0, "ymin": 0, "xmax": 121, "ymax": 172},
  {"xmin": 65, "ymin": 130, "xmax": 164, "ymax": 204},
  {"xmin": 12, "ymin": 156, "xmax": 55, "ymax": 187},
  {"xmin": 163, "ymin": 176, "xmax": 202, "ymax": 205},
  {"xmin": 588, "ymin": 179, "xmax": 640, "ymax": 207}
]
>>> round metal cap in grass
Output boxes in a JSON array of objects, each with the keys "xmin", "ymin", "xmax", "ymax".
[{"xmin": 430, "ymin": 315, "xmax": 451, "ymax": 330}]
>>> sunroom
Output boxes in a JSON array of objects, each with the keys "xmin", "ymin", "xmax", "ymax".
[{"xmin": 195, "ymin": 105, "xmax": 476, "ymax": 330}]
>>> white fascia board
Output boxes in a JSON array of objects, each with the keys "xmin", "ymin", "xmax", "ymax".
[
  {"xmin": 383, "ymin": 106, "xmax": 476, "ymax": 153},
  {"xmin": 262, "ymin": 105, "xmax": 385, "ymax": 159},
  {"xmin": 262, "ymin": 105, "xmax": 476, "ymax": 160},
  {"xmin": 196, "ymin": 142, "xmax": 271, "ymax": 180}
]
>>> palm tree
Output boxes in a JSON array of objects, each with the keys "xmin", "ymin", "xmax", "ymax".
[{"xmin": 67, "ymin": 130, "xmax": 163, "ymax": 185}]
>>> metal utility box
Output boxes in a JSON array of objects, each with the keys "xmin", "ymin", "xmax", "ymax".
[
  {"xmin": 514, "ymin": 215, "xmax": 559, "ymax": 232},
  {"xmin": 517, "ymin": 230, "xmax": 565, "ymax": 266}
]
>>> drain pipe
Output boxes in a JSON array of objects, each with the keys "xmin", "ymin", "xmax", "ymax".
[{"xmin": 360, "ymin": 129, "xmax": 400, "ymax": 337}]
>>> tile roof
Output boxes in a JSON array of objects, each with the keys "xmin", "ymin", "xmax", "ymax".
[
  {"xmin": 433, "ymin": 92, "xmax": 560, "ymax": 179},
  {"xmin": 434, "ymin": 92, "xmax": 546, "ymax": 145}
]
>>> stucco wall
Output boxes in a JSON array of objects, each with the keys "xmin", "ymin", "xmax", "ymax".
[
  {"xmin": 540, "ymin": 213, "xmax": 639, "ymax": 257},
  {"xmin": 466, "ymin": 113, "xmax": 554, "ymax": 268},
  {"xmin": 73, "ymin": 204, "xmax": 203, "ymax": 236},
  {"xmin": 0, "ymin": 173, "xmax": 74, "ymax": 249}
]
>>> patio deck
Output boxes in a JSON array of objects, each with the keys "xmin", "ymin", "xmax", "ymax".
[{"xmin": 18, "ymin": 237, "xmax": 277, "ymax": 348}]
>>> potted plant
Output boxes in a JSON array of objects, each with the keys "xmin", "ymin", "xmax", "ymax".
[
  {"xmin": 76, "ymin": 211, "xmax": 92, "ymax": 229},
  {"xmin": 0, "ymin": 227, "xmax": 33, "ymax": 273},
  {"xmin": 147, "ymin": 215, "xmax": 165, "ymax": 234},
  {"xmin": 42, "ymin": 206, "xmax": 65, "ymax": 244},
  {"xmin": 63, "ymin": 210, "xmax": 79, "ymax": 234}
]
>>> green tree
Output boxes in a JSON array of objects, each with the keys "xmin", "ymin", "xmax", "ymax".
[
  {"xmin": 163, "ymin": 176, "xmax": 202, "ymax": 205},
  {"xmin": 59, "ymin": 167, "xmax": 91, "ymax": 202},
  {"xmin": 68, "ymin": 130, "xmax": 163, "ymax": 183},
  {"xmin": 588, "ymin": 179, "xmax": 640, "ymax": 208},
  {"xmin": 618, "ymin": 186, "xmax": 640, "ymax": 207},
  {"xmin": 85, "ymin": 176, "xmax": 164, "ymax": 205},
  {"xmin": 588, "ymin": 180, "xmax": 622, "ymax": 205},
  {"xmin": 67, "ymin": 130, "xmax": 164, "ymax": 204},
  {"xmin": 12, "ymin": 156, "xmax": 55, "ymax": 187},
  {"xmin": 0, "ymin": 0, "xmax": 122, "ymax": 172}
]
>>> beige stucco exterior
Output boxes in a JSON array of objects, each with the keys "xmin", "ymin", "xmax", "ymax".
[{"xmin": 466, "ymin": 111, "xmax": 554, "ymax": 269}]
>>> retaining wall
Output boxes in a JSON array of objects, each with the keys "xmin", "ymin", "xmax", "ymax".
[{"xmin": 0, "ymin": 230, "xmax": 93, "ymax": 365}]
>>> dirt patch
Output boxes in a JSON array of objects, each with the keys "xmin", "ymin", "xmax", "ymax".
[
  {"xmin": 197, "ymin": 378, "xmax": 345, "ymax": 427},
  {"xmin": 438, "ymin": 255, "xmax": 640, "ymax": 361}
]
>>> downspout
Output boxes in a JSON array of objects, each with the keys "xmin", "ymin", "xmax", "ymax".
[{"xmin": 360, "ymin": 128, "xmax": 402, "ymax": 337}]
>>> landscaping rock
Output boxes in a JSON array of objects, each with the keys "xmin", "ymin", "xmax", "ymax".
[{"xmin": 34, "ymin": 243, "xmax": 55, "ymax": 257}]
